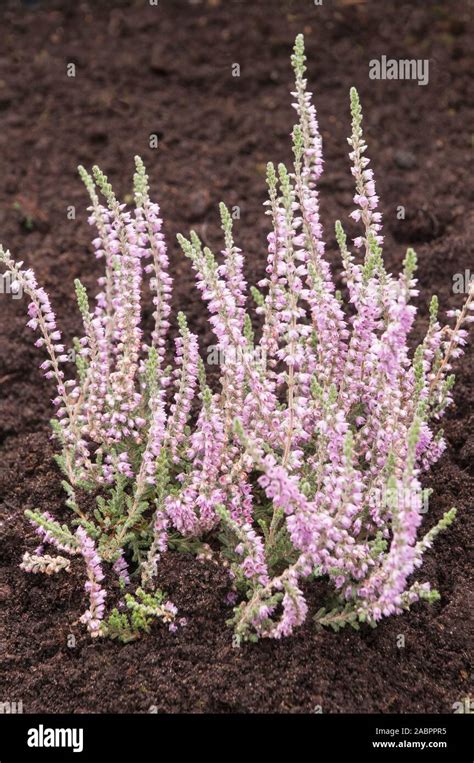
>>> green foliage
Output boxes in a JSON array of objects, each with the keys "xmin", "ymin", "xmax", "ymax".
[
  {"xmin": 24, "ymin": 509, "xmax": 79, "ymax": 551},
  {"xmin": 250, "ymin": 285, "xmax": 265, "ymax": 307},
  {"xmin": 103, "ymin": 587, "xmax": 174, "ymax": 643},
  {"xmin": 314, "ymin": 603, "xmax": 361, "ymax": 632},
  {"xmin": 403, "ymin": 247, "xmax": 417, "ymax": 282},
  {"xmin": 72, "ymin": 337, "xmax": 87, "ymax": 383}
]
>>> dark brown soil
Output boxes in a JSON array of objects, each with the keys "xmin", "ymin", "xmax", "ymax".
[{"xmin": 0, "ymin": 0, "xmax": 472, "ymax": 713}]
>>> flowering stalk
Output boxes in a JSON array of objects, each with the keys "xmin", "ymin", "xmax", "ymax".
[
  {"xmin": 20, "ymin": 552, "xmax": 71, "ymax": 575},
  {"xmin": 76, "ymin": 526, "xmax": 107, "ymax": 638},
  {"xmin": 134, "ymin": 156, "xmax": 172, "ymax": 363}
]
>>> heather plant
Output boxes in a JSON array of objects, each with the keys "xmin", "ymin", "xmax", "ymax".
[{"xmin": 1, "ymin": 35, "xmax": 472, "ymax": 643}]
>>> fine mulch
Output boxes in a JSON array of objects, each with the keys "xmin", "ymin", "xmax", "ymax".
[{"xmin": 0, "ymin": 0, "xmax": 472, "ymax": 713}]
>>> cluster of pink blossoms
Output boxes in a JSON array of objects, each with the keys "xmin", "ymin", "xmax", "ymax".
[
  {"xmin": 76, "ymin": 527, "xmax": 107, "ymax": 638},
  {"xmin": 1, "ymin": 35, "xmax": 472, "ymax": 642}
]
